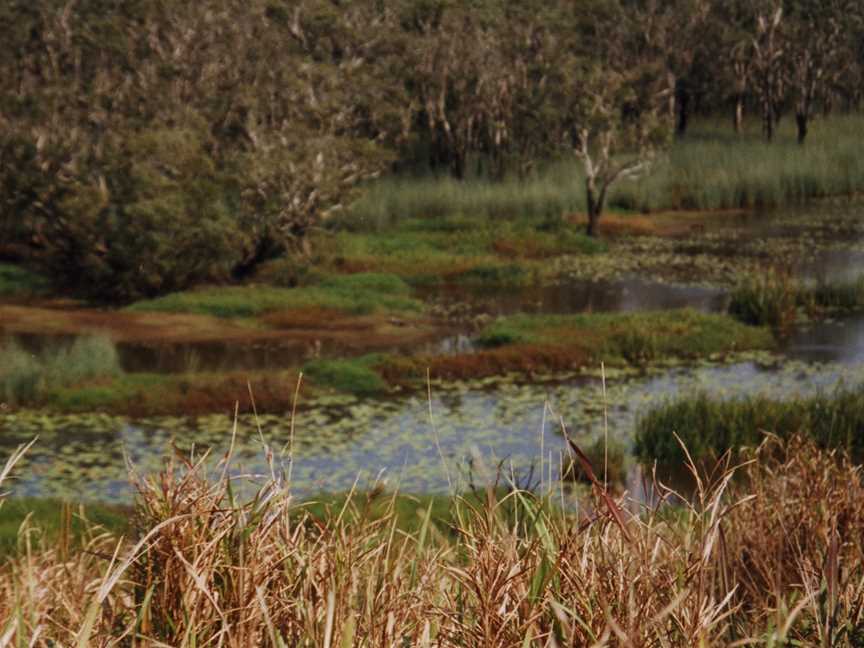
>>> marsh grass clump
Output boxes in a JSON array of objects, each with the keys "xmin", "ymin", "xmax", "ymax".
[
  {"xmin": 2, "ymin": 435, "xmax": 864, "ymax": 645},
  {"xmin": 728, "ymin": 272, "xmax": 799, "ymax": 330},
  {"xmin": 563, "ymin": 436, "xmax": 628, "ymax": 488},
  {"xmin": 0, "ymin": 336, "xmax": 122, "ymax": 405},
  {"xmin": 635, "ymin": 386, "xmax": 864, "ymax": 466},
  {"xmin": 729, "ymin": 272, "xmax": 864, "ymax": 330}
]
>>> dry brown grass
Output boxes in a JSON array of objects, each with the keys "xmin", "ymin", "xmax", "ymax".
[
  {"xmin": 565, "ymin": 209, "xmax": 746, "ymax": 238},
  {"xmin": 1, "ymin": 434, "xmax": 863, "ymax": 646}
]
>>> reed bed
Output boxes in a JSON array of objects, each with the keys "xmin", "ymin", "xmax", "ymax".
[
  {"xmin": 728, "ymin": 272, "xmax": 864, "ymax": 331},
  {"xmin": 0, "ymin": 336, "xmax": 122, "ymax": 406},
  {"xmin": 346, "ymin": 115, "xmax": 864, "ymax": 229},
  {"xmin": 1, "ymin": 432, "xmax": 863, "ymax": 646},
  {"xmin": 635, "ymin": 386, "xmax": 864, "ymax": 467}
]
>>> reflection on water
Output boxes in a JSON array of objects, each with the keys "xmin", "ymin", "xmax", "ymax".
[{"xmin": 421, "ymin": 277, "xmax": 728, "ymax": 319}]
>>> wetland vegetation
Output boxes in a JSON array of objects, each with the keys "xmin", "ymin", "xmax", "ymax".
[{"xmin": 3, "ymin": 1, "xmax": 864, "ymax": 642}]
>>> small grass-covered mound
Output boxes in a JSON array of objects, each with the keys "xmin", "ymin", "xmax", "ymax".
[
  {"xmin": 635, "ymin": 386, "xmax": 864, "ymax": 466},
  {"xmin": 0, "ymin": 263, "xmax": 49, "ymax": 298},
  {"xmin": 476, "ymin": 309, "xmax": 773, "ymax": 363},
  {"xmin": 302, "ymin": 355, "xmax": 388, "ymax": 395},
  {"xmin": 126, "ymin": 273, "xmax": 422, "ymax": 318},
  {"xmin": 315, "ymin": 216, "xmax": 605, "ymax": 284},
  {"xmin": 378, "ymin": 309, "xmax": 775, "ymax": 387}
]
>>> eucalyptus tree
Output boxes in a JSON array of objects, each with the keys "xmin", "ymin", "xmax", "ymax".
[
  {"xmin": 0, "ymin": 0, "xmax": 398, "ymax": 299},
  {"xmin": 570, "ymin": 0, "xmax": 671, "ymax": 237},
  {"xmin": 783, "ymin": 0, "xmax": 864, "ymax": 143}
]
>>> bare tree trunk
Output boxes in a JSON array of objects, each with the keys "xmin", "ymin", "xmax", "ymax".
[
  {"xmin": 734, "ymin": 94, "xmax": 744, "ymax": 134},
  {"xmin": 675, "ymin": 79, "xmax": 690, "ymax": 137},
  {"xmin": 585, "ymin": 178, "xmax": 607, "ymax": 237},
  {"xmin": 762, "ymin": 98, "xmax": 775, "ymax": 141}
]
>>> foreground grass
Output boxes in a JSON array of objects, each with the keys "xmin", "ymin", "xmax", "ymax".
[
  {"xmin": 635, "ymin": 386, "xmax": 864, "ymax": 466},
  {"xmin": 127, "ymin": 273, "xmax": 422, "ymax": 318},
  {"xmin": 2, "ymin": 434, "xmax": 863, "ymax": 645}
]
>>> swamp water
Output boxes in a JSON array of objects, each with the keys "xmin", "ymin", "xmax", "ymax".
[{"xmin": 4, "ymin": 203, "xmax": 864, "ymax": 503}]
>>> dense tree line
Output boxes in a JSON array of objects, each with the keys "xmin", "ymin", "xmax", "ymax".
[{"xmin": 1, "ymin": 0, "xmax": 862, "ymax": 299}]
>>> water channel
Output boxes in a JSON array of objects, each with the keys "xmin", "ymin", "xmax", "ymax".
[{"xmin": 3, "ymin": 203, "xmax": 864, "ymax": 503}]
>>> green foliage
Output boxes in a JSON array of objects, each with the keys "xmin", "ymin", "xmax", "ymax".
[
  {"xmin": 126, "ymin": 274, "xmax": 421, "ymax": 318},
  {"xmin": 302, "ymin": 355, "xmax": 388, "ymax": 395},
  {"xmin": 0, "ymin": 263, "xmax": 49, "ymax": 297},
  {"xmin": 635, "ymin": 387, "xmax": 864, "ymax": 466}
]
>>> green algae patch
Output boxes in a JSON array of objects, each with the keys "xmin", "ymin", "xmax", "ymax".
[
  {"xmin": 476, "ymin": 309, "xmax": 774, "ymax": 363},
  {"xmin": 126, "ymin": 273, "xmax": 421, "ymax": 318}
]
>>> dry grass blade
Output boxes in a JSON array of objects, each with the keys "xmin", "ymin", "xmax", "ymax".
[{"xmin": 564, "ymin": 434, "xmax": 633, "ymax": 544}]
